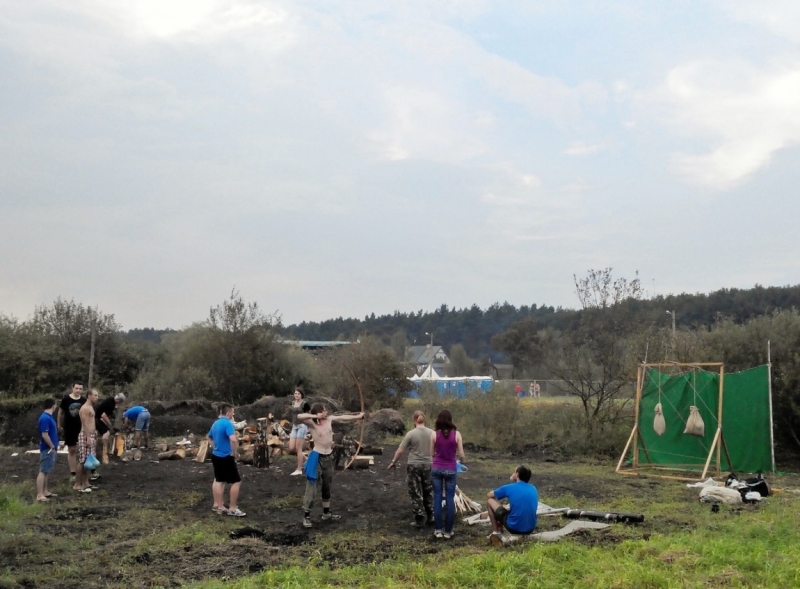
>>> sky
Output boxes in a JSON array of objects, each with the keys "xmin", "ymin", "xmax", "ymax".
[{"xmin": 2, "ymin": 1, "xmax": 800, "ymax": 329}]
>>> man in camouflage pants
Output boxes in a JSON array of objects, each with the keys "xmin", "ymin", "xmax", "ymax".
[{"xmin": 388, "ymin": 410, "xmax": 434, "ymax": 528}]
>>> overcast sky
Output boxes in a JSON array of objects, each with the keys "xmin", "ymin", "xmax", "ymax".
[{"xmin": 2, "ymin": 1, "xmax": 800, "ymax": 329}]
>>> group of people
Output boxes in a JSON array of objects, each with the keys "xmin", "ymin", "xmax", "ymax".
[
  {"xmin": 38, "ymin": 382, "xmax": 538, "ymax": 540},
  {"xmin": 35, "ymin": 381, "xmax": 151, "ymax": 499},
  {"xmin": 515, "ymin": 381, "xmax": 541, "ymax": 398},
  {"xmin": 208, "ymin": 392, "xmax": 539, "ymax": 540},
  {"xmin": 389, "ymin": 409, "xmax": 539, "ymax": 539}
]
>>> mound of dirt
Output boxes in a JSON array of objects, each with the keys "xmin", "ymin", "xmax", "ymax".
[{"xmin": 364, "ymin": 409, "xmax": 406, "ymax": 443}]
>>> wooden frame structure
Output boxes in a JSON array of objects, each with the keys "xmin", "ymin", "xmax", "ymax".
[{"xmin": 616, "ymin": 362, "xmax": 734, "ymax": 482}]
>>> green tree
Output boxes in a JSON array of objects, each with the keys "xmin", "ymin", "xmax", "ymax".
[
  {"xmin": 446, "ymin": 343, "xmax": 478, "ymax": 377},
  {"xmin": 545, "ymin": 269, "xmax": 645, "ymax": 434},
  {"xmin": 491, "ymin": 318, "xmax": 542, "ymax": 378}
]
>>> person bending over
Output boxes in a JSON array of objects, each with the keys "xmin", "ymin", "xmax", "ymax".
[
  {"xmin": 93, "ymin": 392, "xmax": 125, "ymax": 476},
  {"xmin": 123, "ymin": 404, "xmax": 151, "ymax": 449},
  {"xmin": 298, "ymin": 403, "xmax": 364, "ymax": 528},
  {"xmin": 487, "ymin": 464, "xmax": 539, "ymax": 539},
  {"xmin": 388, "ymin": 410, "xmax": 434, "ymax": 528}
]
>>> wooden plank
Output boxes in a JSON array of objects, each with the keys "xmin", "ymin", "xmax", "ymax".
[{"xmin": 195, "ymin": 440, "xmax": 209, "ymax": 463}]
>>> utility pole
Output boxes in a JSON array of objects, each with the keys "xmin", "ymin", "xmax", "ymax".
[
  {"xmin": 425, "ymin": 332, "xmax": 434, "ymax": 347},
  {"xmin": 87, "ymin": 309, "xmax": 96, "ymax": 390},
  {"xmin": 666, "ymin": 310, "xmax": 676, "ymax": 351}
]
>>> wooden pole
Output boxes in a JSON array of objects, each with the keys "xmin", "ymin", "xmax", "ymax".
[
  {"xmin": 716, "ymin": 365, "xmax": 725, "ymax": 474},
  {"xmin": 254, "ymin": 417, "xmax": 270, "ymax": 468},
  {"xmin": 767, "ymin": 341, "xmax": 776, "ymax": 474},
  {"xmin": 616, "ymin": 426, "xmax": 637, "ymax": 473},
  {"xmin": 632, "ymin": 364, "xmax": 643, "ymax": 469},
  {"xmin": 701, "ymin": 427, "xmax": 721, "ymax": 480},
  {"xmin": 87, "ymin": 310, "xmax": 96, "ymax": 390}
]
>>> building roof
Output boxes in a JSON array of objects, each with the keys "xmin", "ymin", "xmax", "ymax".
[{"xmin": 406, "ymin": 345, "xmax": 447, "ymax": 365}]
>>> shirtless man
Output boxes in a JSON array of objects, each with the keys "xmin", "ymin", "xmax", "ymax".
[
  {"xmin": 74, "ymin": 388, "xmax": 99, "ymax": 492},
  {"xmin": 297, "ymin": 403, "xmax": 364, "ymax": 528}
]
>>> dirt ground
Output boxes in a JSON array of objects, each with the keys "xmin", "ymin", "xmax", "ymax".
[{"xmin": 0, "ymin": 442, "xmax": 714, "ymax": 589}]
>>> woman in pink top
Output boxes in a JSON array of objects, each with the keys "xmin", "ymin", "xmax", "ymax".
[{"xmin": 429, "ymin": 409, "xmax": 465, "ymax": 539}]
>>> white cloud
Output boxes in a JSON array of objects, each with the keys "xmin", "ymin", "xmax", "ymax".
[
  {"xmin": 564, "ymin": 141, "xmax": 605, "ymax": 156},
  {"xmin": 719, "ymin": 0, "xmax": 800, "ymax": 43},
  {"xmin": 656, "ymin": 59, "xmax": 800, "ymax": 190}
]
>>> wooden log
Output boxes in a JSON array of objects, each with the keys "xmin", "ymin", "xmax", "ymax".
[
  {"xmin": 114, "ymin": 433, "xmax": 126, "ymax": 456},
  {"xmin": 348, "ymin": 455, "xmax": 374, "ymax": 469},
  {"xmin": 238, "ymin": 450, "xmax": 254, "ymax": 465},
  {"xmin": 174, "ymin": 448, "xmax": 186, "ymax": 460},
  {"xmin": 195, "ymin": 440, "xmax": 210, "ymax": 463},
  {"xmin": 158, "ymin": 450, "xmax": 177, "ymax": 460},
  {"xmin": 133, "ymin": 450, "xmax": 143, "ymax": 461},
  {"xmin": 101, "ymin": 441, "xmax": 110, "ymax": 465},
  {"xmin": 156, "ymin": 442, "xmax": 169, "ymax": 452},
  {"xmin": 360, "ymin": 446, "xmax": 384, "ymax": 456}
]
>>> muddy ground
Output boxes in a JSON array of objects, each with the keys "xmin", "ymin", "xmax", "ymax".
[{"xmin": 0, "ymin": 441, "xmax": 719, "ymax": 589}]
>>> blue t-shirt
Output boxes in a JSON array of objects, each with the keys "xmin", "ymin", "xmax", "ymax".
[
  {"xmin": 123, "ymin": 406, "xmax": 146, "ymax": 421},
  {"xmin": 209, "ymin": 417, "xmax": 235, "ymax": 458},
  {"xmin": 38, "ymin": 412, "xmax": 58, "ymax": 452},
  {"xmin": 494, "ymin": 481, "xmax": 539, "ymax": 533}
]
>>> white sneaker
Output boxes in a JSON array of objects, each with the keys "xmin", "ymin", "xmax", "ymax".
[{"xmin": 290, "ymin": 469, "xmax": 303, "ymax": 476}]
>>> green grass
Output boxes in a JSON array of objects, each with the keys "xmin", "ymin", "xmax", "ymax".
[{"xmin": 192, "ymin": 501, "xmax": 800, "ymax": 588}]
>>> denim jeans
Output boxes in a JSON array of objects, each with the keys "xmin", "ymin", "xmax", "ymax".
[{"xmin": 431, "ymin": 468, "xmax": 457, "ymax": 533}]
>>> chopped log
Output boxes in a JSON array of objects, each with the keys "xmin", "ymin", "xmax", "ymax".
[
  {"xmin": 348, "ymin": 455, "xmax": 374, "ymax": 469},
  {"xmin": 270, "ymin": 446, "xmax": 284, "ymax": 457},
  {"xmin": 156, "ymin": 442, "xmax": 169, "ymax": 452},
  {"xmin": 133, "ymin": 450, "xmax": 143, "ymax": 461},
  {"xmin": 195, "ymin": 440, "xmax": 210, "ymax": 463},
  {"xmin": 114, "ymin": 433, "xmax": 126, "ymax": 456},
  {"xmin": 101, "ymin": 442, "xmax": 110, "ymax": 465},
  {"xmin": 174, "ymin": 448, "xmax": 186, "ymax": 460},
  {"xmin": 158, "ymin": 450, "xmax": 177, "ymax": 460},
  {"xmin": 238, "ymin": 450, "xmax": 254, "ymax": 465}
]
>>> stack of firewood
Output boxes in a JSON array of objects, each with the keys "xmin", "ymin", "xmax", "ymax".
[{"xmin": 454, "ymin": 486, "xmax": 482, "ymax": 515}]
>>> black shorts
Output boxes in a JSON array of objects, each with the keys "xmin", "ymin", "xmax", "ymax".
[
  {"xmin": 211, "ymin": 455, "xmax": 241, "ymax": 484},
  {"xmin": 97, "ymin": 421, "xmax": 110, "ymax": 436},
  {"xmin": 64, "ymin": 428, "xmax": 81, "ymax": 447},
  {"xmin": 493, "ymin": 505, "xmax": 532, "ymax": 535}
]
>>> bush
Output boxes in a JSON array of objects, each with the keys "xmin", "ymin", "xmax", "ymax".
[{"xmin": 413, "ymin": 384, "xmax": 631, "ymax": 458}]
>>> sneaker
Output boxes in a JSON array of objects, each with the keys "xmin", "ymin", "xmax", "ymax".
[
  {"xmin": 302, "ymin": 517, "xmax": 313, "ymax": 528},
  {"xmin": 290, "ymin": 469, "xmax": 303, "ymax": 476},
  {"xmin": 321, "ymin": 512, "xmax": 341, "ymax": 520},
  {"xmin": 443, "ymin": 531, "xmax": 454, "ymax": 540},
  {"xmin": 227, "ymin": 508, "xmax": 246, "ymax": 517},
  {"xmin": 90, "ymin": 472, "xmax": 101, "ymax": 481},
  {"xmin": 212, "ymin": 506, "xmax": 227, "ymax": 514},
  {"xmin": 434, "ymin": 530, "xmax": 443, "ymax": 539}
]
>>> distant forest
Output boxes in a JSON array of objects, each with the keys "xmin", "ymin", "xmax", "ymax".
[{"xmin": 271, "ymin": 284, "xmax": 800, "ymax": 361}]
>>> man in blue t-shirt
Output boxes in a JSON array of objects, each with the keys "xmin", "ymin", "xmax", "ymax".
[
  {"xmin": 37, "ymin": 398, "xmax": 59, "ymax": 502},
  {"xmin": 486, "ymin": 464, "xmax": 538, "ymax": 539},
  {"xmin": 123, "ymin": 405, "xmax": 152, "ymax": 449},
  {"xmin": 207, "ymin": 404, "xmax": 245, "ymax": 517}
]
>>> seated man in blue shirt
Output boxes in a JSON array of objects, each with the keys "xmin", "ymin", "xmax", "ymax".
[{"xmin": 486, "ymin": 464, "xmax": 538, "ymax": 538}]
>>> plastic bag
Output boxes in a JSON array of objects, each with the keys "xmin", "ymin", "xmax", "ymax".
[
  {"xmin": 684, "ymin": 405, "xmax": 705, "ymax": 437},
  {"xmin": 653, "ymin": 402, "xmax": 666, "ymax": 436},
  {"xmin": 84, "ymin": 454, "xmax": 100, "ymax": 470}
]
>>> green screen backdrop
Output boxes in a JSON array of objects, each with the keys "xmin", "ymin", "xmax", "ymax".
[{"xmin": 636, "ymin": 366, "xmax": 772, "ymax": 474}]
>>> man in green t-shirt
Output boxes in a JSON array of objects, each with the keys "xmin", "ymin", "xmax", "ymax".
[{"xmin": 388, "ymin": 410, "xmax": 434, "ymax": 528}]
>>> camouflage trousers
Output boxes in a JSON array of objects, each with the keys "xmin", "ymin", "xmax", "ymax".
[{"xmin": 406, "ymin": 464, "xmax": 433, "ymax": 520}]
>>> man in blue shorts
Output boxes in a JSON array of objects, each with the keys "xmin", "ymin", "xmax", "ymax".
[
  {"xmin": 36, "ymin": 398, "xmax": 59, "ymax": 502},
  {"xmin": 208, "ymin": 403, "xmax": 245, "ymax": 517},
  {"xmin": 123, "ymin": 405, "xmax": 151, "ymax": 449},
  {"xmin": 486, "ymin": 464, "xmax": 538, "ymax": 541}
]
